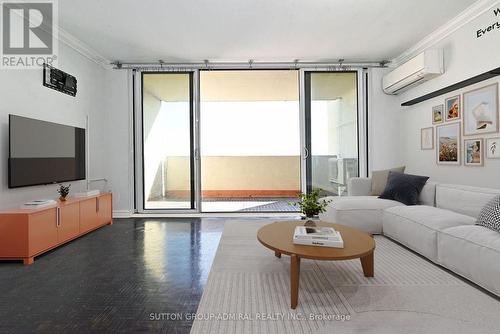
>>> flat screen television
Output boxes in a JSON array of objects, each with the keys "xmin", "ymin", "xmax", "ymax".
[{"xmin": 8, "ymin": 115, "xmax": 86, "ymax": 188}]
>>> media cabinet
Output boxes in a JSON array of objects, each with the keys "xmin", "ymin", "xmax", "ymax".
[{"xmin": 0, "ymin": 193, "xmax": 112, "ymax": 265}]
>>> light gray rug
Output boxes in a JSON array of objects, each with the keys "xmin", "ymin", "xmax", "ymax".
[{"xmin": 191, "ymin": 221, "xmax": 500, "ymax": 334}]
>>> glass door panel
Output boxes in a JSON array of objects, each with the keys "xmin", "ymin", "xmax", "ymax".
[
  {"xmin": 142, "ymin": 73, "xmax": 194, "ymax": 210},
  {"xmin": 199, "ymin": 70, "xmax": 301, "ymax": 212},
  {"xmin": 305, "ymin": 72, "xmax": 359, "ymax": 196}
]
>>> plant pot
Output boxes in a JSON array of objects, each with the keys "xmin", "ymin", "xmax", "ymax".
[
  {"xmin": 303, "ymin": 216, "xmax": 320, "ymax": 227},
  {"xmin": 59, "ymin": 196, "xmax": 67, "ymax": 202}
]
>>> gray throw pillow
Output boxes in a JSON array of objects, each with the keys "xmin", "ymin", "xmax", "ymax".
[
  {"xmin": 379, "ymin": 171, "xmax": 429, "ymax": 206},
  {"xmin": 476, "ymin": 195, "xmax": 500, "ymax": 233},
  {"xmin": 370, "ymin": 166, "xmax": 406, "ymax": 196}
]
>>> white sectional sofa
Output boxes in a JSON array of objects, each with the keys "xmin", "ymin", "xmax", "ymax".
[{"xmin": 319, "ymin": 178, "xmax": 500, "ymax": 297}]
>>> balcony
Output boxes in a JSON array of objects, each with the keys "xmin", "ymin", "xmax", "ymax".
[{"xmin": 145, "ymin": 155, "xmax": 358, "ymax": 211}]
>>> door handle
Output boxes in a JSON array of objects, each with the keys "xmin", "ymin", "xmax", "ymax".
[
  {"xmin": 96, "ymin": 198, "xmax": 100, "ymax": 212},
  {"xmin": 56, "ymin": 207, "xmax": 61, "ymax": 227},
  {"xmin": 303, "ymin": 147, "xmax": 309, "ymax": 159}
]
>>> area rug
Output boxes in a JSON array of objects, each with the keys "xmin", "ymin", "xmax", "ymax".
[{"xmin": 190, "ymin": 221, "xmax": 500, "ymax": 334}]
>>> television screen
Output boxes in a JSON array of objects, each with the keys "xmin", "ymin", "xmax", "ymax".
[{"xmin": 8, "ymin": 115, "xmax": 86, "ymax": 188}]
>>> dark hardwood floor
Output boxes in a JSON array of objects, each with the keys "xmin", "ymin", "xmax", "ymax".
[{"xmin": 0, "ymin": 218, "xmax": 230, "ymax": 334}]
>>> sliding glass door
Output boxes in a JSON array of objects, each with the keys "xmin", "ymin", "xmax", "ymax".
[
  {"xmin": 136, "ymin": 69, "xmax": 366, "ymax": 212},
  {"xmin": 304, "ymin": 72, "xmax": 360, "ymax": 196},
  {"xmin": 141, "ymin": 72, "xmax": 195, "ymax": 210}
]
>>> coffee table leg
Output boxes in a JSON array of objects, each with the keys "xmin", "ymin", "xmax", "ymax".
[
  {"xmin": 275, "ymin": 251, "xmax": 281, "ymax": 258},
  {"xmin": 291, "ymin": 254, "xmax": 301, "ymax": 309},
  {"xmin": 360, "ymin": 251, "xmax": 374, "ymax": 277}
]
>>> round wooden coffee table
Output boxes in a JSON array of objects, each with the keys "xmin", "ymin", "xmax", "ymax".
[{"xmin": 257, "ymin": 221, "xmax": 375, "ymax": 309}]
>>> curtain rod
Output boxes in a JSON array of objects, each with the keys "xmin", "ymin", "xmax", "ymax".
[{"xmin": 112, "ymin": 60, "xmax": 389, "ymax": 70}]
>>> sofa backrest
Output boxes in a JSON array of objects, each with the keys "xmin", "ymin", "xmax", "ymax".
[{"xmin": 436, "ymin": 184, "xmax": 500, "ymax": 218}]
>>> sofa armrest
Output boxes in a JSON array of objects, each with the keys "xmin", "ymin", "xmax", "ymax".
[{"xmin": 348, "ymin": 177, "xmax": 372, "ymax": 196}]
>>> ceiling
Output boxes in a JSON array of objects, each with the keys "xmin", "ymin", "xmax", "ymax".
[{"xmin": 59, "ymin": 0, "xmax": 477, "ymax": 64}]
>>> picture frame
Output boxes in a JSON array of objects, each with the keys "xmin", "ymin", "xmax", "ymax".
[
  {"xmin": 436, "ymin": 122, "xmax": 461, "ymax": 165},
  {"xmin": 432, "ymin": 105, "xmax": 444, "ymax": 124},
  {"xmin": 421, "ymin": 127, "xmax": 434, "ymax": 150},
  {"xmin": 486, "ymin": 137, "xmax": 500, "ymax": 159},
  {"xmin": 463, "ymin": 83, "xmax": 499, "ymax": 136},
  {"xmin": 464, "ymin": 138, "xmax": 484, "ymax": 166},
  {"xmin": 445, "ymin": 95, "xmax": 461, "ymax": 122}
]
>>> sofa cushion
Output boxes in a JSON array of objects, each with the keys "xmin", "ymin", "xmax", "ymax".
[
  {"xmin": 347, "ymin": 177, "xmax": 373, "ymax": 196},
  {"xmin": 418, "ymin": 181, "xmax": 436, "ymax": 206},
  {"xmin": 476, "ymin": 195, "xmax": 500, "ymax": 233},
  {"xmin": 438, "ymin": 225, "xmax": 500, "ymax": 296},
  {"xmin": 383, "ymin": 206, "xmax": 475, "ymax": 261},
  {"xmin": 319, "ymin": 196, "xmax": 405, "ymax": 234},
  {"xmin": 379, "ymin": 172, "xmax": 429, "ymax": 205},
  {"xmin": 436, "ymin": 184, "xmax": 500, "ymax": 218},
  {"xmin": 370, "ymin": 166, "xmax": 405, "ymax": 196}
]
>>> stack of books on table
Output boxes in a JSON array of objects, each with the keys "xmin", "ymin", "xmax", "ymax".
[{"xmin": 293, "ymin": 226, "xmax": 344, "ymax": 248}]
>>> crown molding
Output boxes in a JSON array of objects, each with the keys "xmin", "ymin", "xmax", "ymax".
[
  {"xmin": 56, "ymin": 26, "xmax": 112, "ymax": 69},
  {"xmin": 391, "ymin": 0, "xmax": 500, "ymax": 66}
]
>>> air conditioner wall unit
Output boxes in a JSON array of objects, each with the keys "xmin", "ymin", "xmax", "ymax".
[{"xmin": 383, "ymin": 49, "xmax": 444, "ymax": 95}]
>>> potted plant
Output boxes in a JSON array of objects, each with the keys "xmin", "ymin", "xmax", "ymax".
[
  {"xmin": 293, "ymin": 189, "xmax": 331, "ymax": 224},
  {"xmin": 57, "ymin": 184, "xmax": 71, "ymax": 201}
]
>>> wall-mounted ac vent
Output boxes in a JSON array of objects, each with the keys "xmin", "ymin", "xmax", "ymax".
[{"xmin": 383, "ymin": 49, "xmax": 444, "ymax": 95}]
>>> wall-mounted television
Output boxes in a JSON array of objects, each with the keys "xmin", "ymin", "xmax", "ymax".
[{"xmin": 8, "ymin": 115, "xmax": 86, "ymax": 188}]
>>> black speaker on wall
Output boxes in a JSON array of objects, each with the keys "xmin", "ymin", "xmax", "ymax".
[{"xmin": 43, "ymin": 63, "xmax": 77, "ymax": 97}]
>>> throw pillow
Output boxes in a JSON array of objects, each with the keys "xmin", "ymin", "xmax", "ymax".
[
  {"xmin": 476, "ymin": 195, "xmax": 500, "ymax": 233},
  {"xmin": 370, "ymin": 166, "xmax": 406, "ymax": 196},
  {"xmin": 379, "ymin": 171, "xmax": 429, "ymax": 206}
]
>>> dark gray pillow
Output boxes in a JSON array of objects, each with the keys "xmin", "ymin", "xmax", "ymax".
[
  {"xmin": 476, "ymin": 195, "xmax": 500, "ymax": 233},
  {"xmin": 379, "ymin": 172, "xmax": 429, "ymax": 206}
]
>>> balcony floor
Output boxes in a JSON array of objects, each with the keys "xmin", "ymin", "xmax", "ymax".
[{"xmin": 145, "ymin": 198, "xmax": 299, "ymax": 212}]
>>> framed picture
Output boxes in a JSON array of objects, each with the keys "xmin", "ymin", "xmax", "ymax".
[
  {"xmin": 437, "ymin": 122, "xmax": 461, "ymax": 165},
  {"xmin": 421, "ymin": 127, "xmax": 434, "ymax": 150},
  {"xmin": 464, "ymin": 138, "xmax": 483, "ymax": 166},
  {"xmin": 463, "ymin": 83, "xmax": 499, "ymax": 136},
  {"xmin": 486, "ymin": 137, "xmax": 500, "ymax": 159},
  {"xmin": 445, "ymin": 95, "xmax": 460, "ymax": 121},
  {"xmin": 432, "ymin": 105, "xmax": 444, "ymax": 124}
]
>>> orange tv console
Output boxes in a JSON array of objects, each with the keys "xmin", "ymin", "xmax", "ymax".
[{"xmin": 0, "ymin": 192, "xmax": 112, "ymax": 265}]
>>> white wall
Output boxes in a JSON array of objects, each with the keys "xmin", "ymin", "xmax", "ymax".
[
  {"xmin": 0, "ymin": 42, "xmax": 107, "ymax": 209},
  {"xmin": 368, "ymin": 68, "xmax": 404, "ymax": 172},
  {"xmin": 398, "ymin": 4, "xmax": 500, "ymax": 189},
  {"xmin": 103, "ymin": 70, "xmax": 134, "ymax": 214}
]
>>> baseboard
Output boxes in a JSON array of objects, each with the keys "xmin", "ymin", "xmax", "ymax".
[{"xmin": 113, "ymin": 210, "xmax": 133, "ymax": 218}]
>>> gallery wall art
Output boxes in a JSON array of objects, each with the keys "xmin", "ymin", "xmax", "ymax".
[
  {"xmin": 463, "ymin": 83, "xmax": 499, "ymax": 136},
  {"xmin": 486, "ymin": 137, "xmax": 500, "ymax": 159},
  {"xmin": 421, "ymin": 127, "xmax": 434, "ymax": 150},
  {"xmin": 436, "ymin": 122, "xmax": 461, "ymax": 165},
  {"xmin": 432, "ymin": 105, "xmax": 444, "ymax": 124},
  {"xmin": 427, "ymin": 81, "xmax": 499, "ymax": 168},
  {"xmin": 464, "ymin": 138, "xmax": 483, "ymax": 166},
  {"xmin": 445, "ymin": 95, "xmax": 460, "ymax": 122}
]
